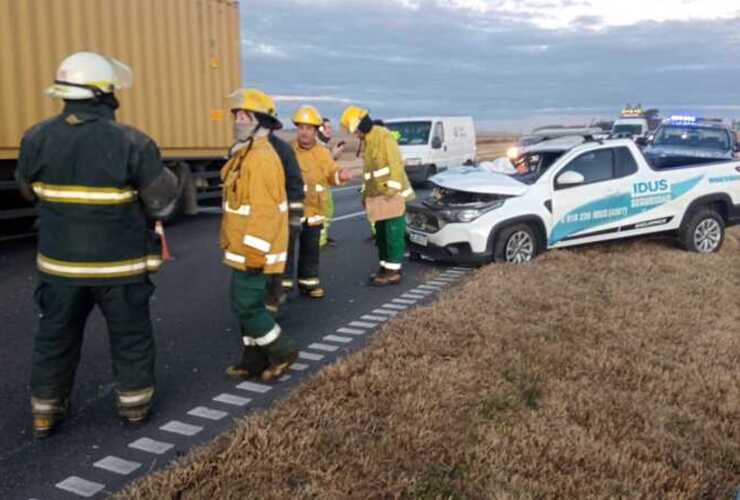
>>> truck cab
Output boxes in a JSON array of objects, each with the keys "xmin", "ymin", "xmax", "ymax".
[{"xmin": 384, "ymin": 117, "xmax": 476, "ymax": 185}]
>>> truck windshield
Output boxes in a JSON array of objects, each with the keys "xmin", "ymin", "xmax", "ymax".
[
  {"xmin": 653, "ymin": 125, "xmax": 731, "ymax": 151},
  {"xmin": 612, "ymin": 124, "xmax": 643, "ymax": 136},
  {"xmin": 385, "ymin": 121, "xmax": 432, "ymax": 146}
]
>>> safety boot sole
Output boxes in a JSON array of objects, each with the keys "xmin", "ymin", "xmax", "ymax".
[{"xmin": 261, "ymin": 352, "xmax": 298, "ymax": 382}]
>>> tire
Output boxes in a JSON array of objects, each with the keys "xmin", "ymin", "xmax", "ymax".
[
  {"xmin": 493, "ymin": 223, "xmax": 538, "ymax": 264},
  {"xmin": 679, "ymin": 208, "xmax": 725, "ymax": 254}
]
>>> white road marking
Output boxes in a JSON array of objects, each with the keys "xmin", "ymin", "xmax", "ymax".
[
  {"xmin": 128, "ymin": 437, "xmax": 174, "ymax": 455},
  {"xmin": 299, "ymin": 351, "xmax": 325, "ymax": 361},
  {"xmin": 410, "ymin": 288, "xmax": 434, "ymax": 295},
  {"xmin": 236, "ymin": 381, "xmax": 272, "ymax": 394},
  {"xmin": 331, "ymin": 185, "xmax": 362, "ymax": 193},
  {"xmin": 55, "ymin": 476, "xmax": 105, "ymax": 497},
  {"xmin": 213, "ymin": 393, "xmax": 251, "ymax": 407},
  {"xmin": 337, "ymin": 327, "xmax": 366, "ymax": 335},
  {"xmin": 402, "ymin": 293, "xmax": 426, "ymax": 300},
  {"xmin": 160, "ymin": 420, "xmax": 203, "ymax": 437},
  {"xmin": 372, "ymin": 308, "xmax": 398, "ymax": 316},
  {"xmin": 93, "ymin": 455, "xmax": 142, "ymax": 475},
  {"xmin": 332, "ymin": 210, "xmax": 366, "ymax": 222},
  {"xmin": 361, "ymin": 314, "xmax": 387, "ymax": 322},
  {"xmin": 349, "ymin": 321, "xmax": 377, "ymax": 328},
  {"xmin": 324, "ymin": 334, "xmax": 353, "ymax": 343},
  {"xmin": 392, "ymin": 298, "xmax": 416, "ymax": 305},
  {"xmin": 428, "ymin": 280, "xmax": 448, "ymax": 286},
  {"xmin": 187, "ymin": 406, "xmax": 229, "ymax": 421},
  {"xmin": 418, "ymin": 284, "xmax": 441, "ymax": 291},
  {"xmin": 309, "ymin": 342, "xmax": 340, "ymax": 352},
  {"xmin": 279, "ymin": 374, "xmax": 292, "ymax": 382},
  {"xmin": 290, "ymin": 362, "xmax": 309, "ymax": 371},
  {"xmin": 451, "ymin": 267, "xmax": 471, "ymax": 272},
  {"xmin": 383, "ymin": 303, "xmax": 407, "ymax": 310},
  {"xmin": 435, "ymin": 276, "xmax": 458, "ymax": 282}
]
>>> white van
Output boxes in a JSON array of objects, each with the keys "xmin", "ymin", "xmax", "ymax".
[{"xmin": 384, "ymin": 117, "xmax": 476, "ymax": 185}]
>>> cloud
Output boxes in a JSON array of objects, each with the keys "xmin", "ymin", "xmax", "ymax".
[{"xmin": 237, "ymin": 1, "xmax": 740, "ymax": 128}]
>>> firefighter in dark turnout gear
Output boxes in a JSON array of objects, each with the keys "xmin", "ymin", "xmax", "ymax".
[{"xmin": 16, "ymin": 52, "xmax": 178, "ymax": 438}]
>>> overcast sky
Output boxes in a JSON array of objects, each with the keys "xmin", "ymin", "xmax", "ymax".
[{"xmin": 239, "ymin": 0, "xmax": 740, "ymax": 131}]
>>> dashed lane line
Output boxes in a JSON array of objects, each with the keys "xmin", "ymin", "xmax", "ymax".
[
  {"xmin": 55, "ymin": 476, "xmax": 105, "ymax": 498},
  {"xmin": 382, "ymin": 303, "xmax": 408, "ymax": 310},
  {"xmin": 323, "ymin": 334, "xmax": 353, "ymax": 344},
  {"xmin": 160, "ymin": 420, "xmax": 203, "ymax": 437},
  {"xmin": 372, "ymin": 308, "xmax": 398, "ymax": 316},
  {"xmin": 213, "ymin": 393, "xmax": 251, "ymax": 407},
  {"xmin": 392, "ymin": 298, "xmax": 416, "ymax": 305},
  {"xmin": 290, "ymin": 362, "xmax": 310, "ymax": 371},
  {"xmin": 349, "ymin": 321, "xmax": 377, "ymax": 328},
  {"xmin": 128, "ymin": 437, "xmax": 174, "ymax": 455},
  {"xmin": 337, "ymin": 327, "xmax": 366, "ymax": 335},
  {"xmin": 331, "ymin": 210, "xmax": 366, "ymax": 222},
  {"xmin": 299, "ymin": 351, "xmax": 325, "ymax": 361},
  {"xmin": 187, "ymin": 406, "xmax": 229, "ymax": 421},
  {"xmin": 93, "ymin": 455, "xmax": 142, "ymax": 475},
  {"xmin": 361, "ymin": 314, "xmax": 387, "ymax": 322},
  {"xmin": 236, "ymin": 381, "xmax": 272, "ymax": 394},
  {"xmin": 308, "ymin": 342, "xmax": 340, "ymax": 352}
]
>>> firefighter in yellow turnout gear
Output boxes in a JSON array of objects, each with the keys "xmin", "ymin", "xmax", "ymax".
[
  {"xmin": 341, "ymin": 106, "xmax": 415, "ymax": 285},
  {"xmin": 221, "ymin": 88, "xmax": 297, "ymax": 381},
  {"xmin": 284, "ymin": 106, "xmax": 352, "ymax": 298}
]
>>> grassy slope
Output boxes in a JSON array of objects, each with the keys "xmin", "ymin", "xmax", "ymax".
[{"xmin": 120, "ymin": 229, "xmax": 740, "ymax": 500}]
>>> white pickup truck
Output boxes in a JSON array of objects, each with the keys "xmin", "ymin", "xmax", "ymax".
[{"xmin": 406, "ymin": 138, "xmax": 740, "ymax": 264}]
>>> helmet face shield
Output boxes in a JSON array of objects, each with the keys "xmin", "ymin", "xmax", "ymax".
[{"xmin": 107, "ymin": 57, "xmax": 133, "ymax": 90}]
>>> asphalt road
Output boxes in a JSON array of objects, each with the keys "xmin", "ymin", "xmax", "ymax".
[{"xmin": 0, "ymin": 184, "xmax": 471, "ymax": 499}]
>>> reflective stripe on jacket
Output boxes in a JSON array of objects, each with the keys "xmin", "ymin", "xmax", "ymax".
[
  {"xmin": 362, "ymin": 126, "xmax": 415, "ymax": 202},
  {"xmin": 291, "ymin": 141, "xmax": 344, "ymax": 226},
  {"xmin": 220, "ymin": 137, "xmax": 289, "ymax": 274}
]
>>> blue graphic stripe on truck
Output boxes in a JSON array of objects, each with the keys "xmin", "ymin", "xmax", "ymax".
[{"xmin": 549, "ymin": 175, "xmax": 703, "ymax": 245}]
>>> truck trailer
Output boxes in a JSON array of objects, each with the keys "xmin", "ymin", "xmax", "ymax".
[{"xmin": 0, "ymin": 0, "xmax": 241, "ymax": 233}]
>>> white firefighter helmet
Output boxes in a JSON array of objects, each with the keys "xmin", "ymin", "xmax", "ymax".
[{"xmin": 46, "ymin": 52, "xmax": 133, "ymax": 100}]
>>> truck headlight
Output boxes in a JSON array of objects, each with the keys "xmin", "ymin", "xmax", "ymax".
[{"xmin": 405, "ymin": 158, "xmax": 423, "ymax": 166}]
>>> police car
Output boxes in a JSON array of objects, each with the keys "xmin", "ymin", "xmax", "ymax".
[
  {"xmin": 406, "ymin": 133, "xmax": 740, "ymax": 264},
  {"xmin": 643, "ymin": 115, "xmax": 739, "ymax": 169}
]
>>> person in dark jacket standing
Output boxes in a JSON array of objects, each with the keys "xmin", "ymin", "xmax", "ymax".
[{"xmin": 16, "ymin": 52, "xmax": 177, "ymax": 438}]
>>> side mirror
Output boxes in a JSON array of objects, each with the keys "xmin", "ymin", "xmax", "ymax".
[
  {"xmin": 557, "ymin": 170, "xmax": 586, "ymax": 187},
  {"xmin": 634, "ymin": 136, "xmax": 648, "ymax": 147},
  {"xmin": 431, "ymin": 137, "xmax": 442, "ymax": 149}
]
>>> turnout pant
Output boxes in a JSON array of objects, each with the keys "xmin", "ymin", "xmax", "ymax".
[
  {"xmin": 375, "ymin": 215, "xmax": 406, "ymax": 271},
  {"xmin": 31, "ymin": 280, "xmax": 156, "ymax": 402},
  {"xmin": 320, "ymin": 192, "xmax": 335, "ymax": 246},
  {"xmin": 231, "ymin": 269, "xmax": 296, "ymax": 371},
  {"xmin": 283, "ymin": 222, "xmax": 322, "ymax": 289}
]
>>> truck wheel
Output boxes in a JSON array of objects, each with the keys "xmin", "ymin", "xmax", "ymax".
[
  {"xmin": 493, "ymin": 224, "xmax": 538, "ymax": 264},
  {"xmin": 679, "ymin": 208, "xmax": 725, "ymax": 254}
]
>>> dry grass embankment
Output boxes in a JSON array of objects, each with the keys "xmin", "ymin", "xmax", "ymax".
[{"xmin": 120, "ymin": 229, "xmax": 740, "ymax": 499}]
